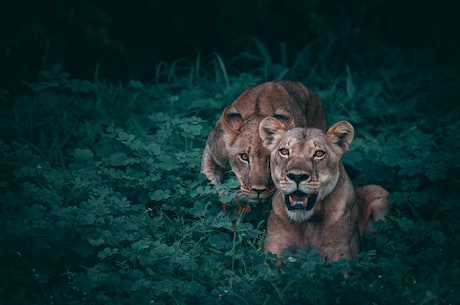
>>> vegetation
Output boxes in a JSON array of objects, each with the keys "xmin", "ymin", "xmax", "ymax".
[{"xmin": 1, "ymin": 44, "xmax": 459, "ymax": 304}]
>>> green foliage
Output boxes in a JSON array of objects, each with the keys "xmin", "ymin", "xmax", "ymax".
[{"xmin": 1, "ymin": 47, "xmax": 459, "ymax": 305}]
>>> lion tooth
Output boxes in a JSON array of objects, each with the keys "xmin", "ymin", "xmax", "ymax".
[
  {"xmin": 289, "ymin": 195, "xmax": 306, "ymax": 206},
  {"xmin": 302, "ymin": 197, "xmax": 308, "ymax": 207}
]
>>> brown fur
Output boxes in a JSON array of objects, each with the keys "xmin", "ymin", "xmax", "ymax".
[
  {"xmin": 201, "ymin": 80, "xmax": 327, "ymax": 201},
  {"xmin": 355, "ymin": 184, "xmax": 390, "ymax": 235},
  {"xmin": 259, "ymin": 117, "xmax": 389, "ymax": 261}
]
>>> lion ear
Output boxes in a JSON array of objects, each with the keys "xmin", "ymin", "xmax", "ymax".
[
  {"xmin": 273, "ymin": 108, "xmax": 295, "ymax": 130},
  {"xmin": 221, "ymin": 106, "xmax": 244, "ymax": 133},
  {"xmin": 259, "ymin": 117, "xmax": 288, "ymax": 151},
  {"xmin": 326, "ymin": 121, "xmax": 354, "ymax": 155}
]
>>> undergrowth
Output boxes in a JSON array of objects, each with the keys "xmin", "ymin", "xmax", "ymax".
[{"xmin": 1, "ymin": 45, "xmax": 459, "ymax": 305}]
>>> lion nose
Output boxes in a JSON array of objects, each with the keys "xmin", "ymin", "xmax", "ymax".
[{"xmin": 287, "ymin": 173, "xmax": 309, "ymax": 185}]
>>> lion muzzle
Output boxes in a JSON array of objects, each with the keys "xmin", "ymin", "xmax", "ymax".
[{"xmin": 284, "ymin": 191, "xmax": 318, "ymax": 211}]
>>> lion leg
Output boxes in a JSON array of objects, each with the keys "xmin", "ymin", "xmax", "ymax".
[
  {"xmin": 355, "ymin": 184, "xmax": 390, "ymax": 236},
  {"xmin": 263, "ymin": 213, "xmax": 293, "ymax": 259},
  {"xmin": 200, "ymin": 146, "xmax": 227, "ymax": 185},
  {"xmin": 201, "ymin": 146, "xmax": 253, "ymax": 215}
]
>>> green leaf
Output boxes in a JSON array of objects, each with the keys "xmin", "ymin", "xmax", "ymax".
[
  {"xmin": 148, "ymin": 189, "xmax": 171, "ymax": 201},
  {"xmin": 97, "ymin": 247, "xmax": 113, "ymax": 259},
  {"xmin": 88, "ymin": 238, "xmax": 105, "ymax": 246},
  {"xmin": 110, "ymin": 152, "xmax": 129, "ymax": 166},
  {"xmin": 208, "ymin": 233, "xmax": 232, "ymax": 250}
]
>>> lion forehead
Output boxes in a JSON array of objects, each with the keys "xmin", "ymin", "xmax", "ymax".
[
  {"xmin": 280, "ymin": 128, "xmax": 326, "ymax": 150},
  {"xmin": 230, "ymin": 123, "xmax": 269, "ymax": 156},
  {"xmin": 238, "ymin": 122, "xmax": 264, "ymax": 145}
]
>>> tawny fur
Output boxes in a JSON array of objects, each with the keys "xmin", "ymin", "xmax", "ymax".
[
  {"xmin": 201, "ymin": 80, "xmax": 327, "ymax": 201},
  {"xmin": 259, "ymin": 118, "xmax": 389, "ymax": 261},
  {"xmin": 355, "ymin": 184, "xmax": 390, "ymax": 235}
]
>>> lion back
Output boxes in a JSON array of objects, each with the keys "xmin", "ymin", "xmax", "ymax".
[{"xmin": 222, "ymin": 81, "xmax": 327, "ymax": 132}]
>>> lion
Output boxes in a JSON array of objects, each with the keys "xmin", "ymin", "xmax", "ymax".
[
  {"xmin": 201, "ymin": 80, "xmax": 327, "ymax": 202},
  {"xmin": 259, "ymin": 117, "xmax": 389, "ymax": 261}
]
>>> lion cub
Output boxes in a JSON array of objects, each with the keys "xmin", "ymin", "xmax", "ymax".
[{"xmin": 259, "ymin": 117, "xmax": 389, "ymax": 261}]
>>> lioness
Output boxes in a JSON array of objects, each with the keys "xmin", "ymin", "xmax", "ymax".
[
  {"xmin": 201, "ymin": 81, "xmax": 327, "ymax": 202},
  {"xmin": 259, "ymin": 117, "xmax": 389, "ymax": 261}
]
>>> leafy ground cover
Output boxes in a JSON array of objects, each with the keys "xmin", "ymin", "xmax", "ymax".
[{"xmin": 1, "ymin": 46, "xmax": 459, "ymax": 304}]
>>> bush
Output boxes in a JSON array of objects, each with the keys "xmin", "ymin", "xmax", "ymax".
[{"xmin": 1, "ymin": 48, "xmax": 459, "ymax": 304}]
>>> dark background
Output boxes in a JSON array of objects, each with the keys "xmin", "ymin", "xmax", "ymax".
[{"xmin": 0, "ymin": 0, "xmax": 458, "ymax": 85}]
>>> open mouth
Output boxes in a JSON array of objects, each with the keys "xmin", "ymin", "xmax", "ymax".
[{"xmin": 284, "ymin": 191, "xmax": 318, "ymax": 211}]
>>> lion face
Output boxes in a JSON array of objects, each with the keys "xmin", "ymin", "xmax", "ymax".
[
  {"xmin": 224, "ymin": 118, "xmax": 276, "ymax": 201},
  {"xmin": 260, "ymin": 117, "xmax": 354, "ymax": 221}
]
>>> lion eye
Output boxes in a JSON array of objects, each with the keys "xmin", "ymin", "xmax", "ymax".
[
  {"xmin": 313, "ymin": 150, "xmax": 326, "ymax": 159},
  {"xmin": 279, "ymin": 148, "xmax": 289, "ymax": 157},
  {"xmin": 239, "ymin": 153, "xmax": 249, "ymax": 162}
]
